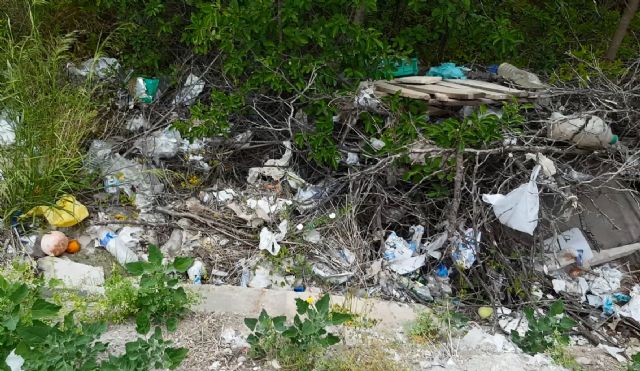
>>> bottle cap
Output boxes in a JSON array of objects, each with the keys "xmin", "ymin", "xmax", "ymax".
[{"xmin": 610, "ymin": 135, "xmax": 619, "ymax": 144}]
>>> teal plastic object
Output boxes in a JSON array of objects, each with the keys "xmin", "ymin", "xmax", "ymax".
[
  {"xmin": 141, "ymin": 78, "xmax": 159, "ymax": 103},
  {"xmin": 427, "ymin": 62, "xmax": 466, "ymax": 79},
  {"xmin": 389, "ymin": 58, "xmax": 419, "ymax": 77}
]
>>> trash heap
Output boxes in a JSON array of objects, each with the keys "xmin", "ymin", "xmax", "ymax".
[{"xmin": 4, "ymin": 55, "xmax": 640, "ymax": 353}]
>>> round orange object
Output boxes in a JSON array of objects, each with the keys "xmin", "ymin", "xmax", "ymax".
[{"xmin": 66, "ymin": 239, "xmax": 81, "ymax": 254}]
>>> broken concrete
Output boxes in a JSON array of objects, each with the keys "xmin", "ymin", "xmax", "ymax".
[
  {"xmin": 37, "ymin": 257, "xmax": 105, "ymax": 292},
  {"xmin": 190, "ymin": 285, "xmax": 420, "ymax": 334}
]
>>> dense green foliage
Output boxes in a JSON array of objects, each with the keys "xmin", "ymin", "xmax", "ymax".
[
  {"xmin": 125, "ymin": 245, "xmax": 194, "ymax": 334},
  {"xmin": 1, "ymin": 0, "xmax": 638, "ymax": 210}
]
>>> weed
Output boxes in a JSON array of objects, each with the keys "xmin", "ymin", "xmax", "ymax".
[
  {"xmin": 316, "ymin": 339, "xmax": 407, "ymax": 371},
  {"xmin": 244, "ymin": 294, "xmax": 351, "ymax": 370},
  {"xmin": 511, "ymin": 300, "xmax": 576, "ymax": 355},
  {"xmin": 629, "ymin": 352, "xmax": 640, "ymax": 371},
  {"xmin": 0, "ymin": 272, "xmax": 187, "ymax": 370},
  {"xmin": 97, "ymin": 269, "xmax": 138, "ymax": 323},
  {"xmin": 0, "ymin": 8, "xmax": 98, "ymax": 222},
  {"xmin": 125, "ymin": 245, "xmax": 194, "ymax": 334},
  {"xmin": 548, "ymin": 340, "xmax": 584, "ymax": 371},
  {"xmin": 410, "ymin": 301, "xmax": 468, "ymax": 345},
  {"xmin": 410, "ymin": 311, "xmax": 441, "ymax": 343}
]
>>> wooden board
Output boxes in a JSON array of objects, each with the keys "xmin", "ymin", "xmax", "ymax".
[
  {"xmin": 392, "ymin": 76, "xmax": 442, "ymax": 85},
  {"xmin": 435, "ymin": 81, "xmax": 510, "ymax": 100},
  {"xmin": 445, "ymin": 79, "xmax": 528, "ymax": 97},
  {"xmin": 392, "ymin": 82, "xmax": 485, "ymax": 100},
  {"xmin": 374, "ymin": 81, "xmax": 430, "ymax": 100}
]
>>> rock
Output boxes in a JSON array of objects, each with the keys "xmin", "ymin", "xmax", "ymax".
[
  {"xmin": 220, "ymin": 328, "xmax": 249, "ymax": 350},
  {"xmin": 575, "ymin": 356, "xmax": 592, "ymax": 365},
  {"xmin": 37, "ymin": 257, "xmax": 104, "ymax": 291},
  {"xmin": 41, "ymin": 231, "xmax": 69, "ymax": 256}
]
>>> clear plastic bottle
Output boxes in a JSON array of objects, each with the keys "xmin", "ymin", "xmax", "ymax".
[{"xmin": 98, "ymin": 228, "xmax": 139, "ymax": 266}]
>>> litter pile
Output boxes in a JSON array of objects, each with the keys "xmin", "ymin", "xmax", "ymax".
[{"xmin": 4, "ymin": 54, "xmax": 640, "ymax": 363}]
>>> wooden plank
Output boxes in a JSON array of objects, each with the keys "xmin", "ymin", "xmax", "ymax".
[
  {"xmin": 374, "ymin": 81, "xmax": 431, "ymax": 100},
  {"xmin": 392, "ymin": 76, "xmax": 442, "ymax": 85},
  {"xmin": 446, "ymin": 79, "xmax": 528, "ymax": 97},
  {"xmin": 435, "ymin": 81, "xmax": 510, "ymax": 100},
  {"xmin": 392, "ymin": 82, "xmax": 485, "ymax": 100}
]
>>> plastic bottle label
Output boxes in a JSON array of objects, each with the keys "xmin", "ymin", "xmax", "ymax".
[{"xmin": 100, "ymin": 231, "xmax": 117, "ymax": 247}]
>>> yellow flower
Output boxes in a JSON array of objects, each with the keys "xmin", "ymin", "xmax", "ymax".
[{"xmin": 306, "ymin": 297, "xmax": 314, "ymax": 305}]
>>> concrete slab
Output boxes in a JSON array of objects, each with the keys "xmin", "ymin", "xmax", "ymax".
[{"xmin": 189, "ymin": 285, "xmax": 422, "ymax": 333}]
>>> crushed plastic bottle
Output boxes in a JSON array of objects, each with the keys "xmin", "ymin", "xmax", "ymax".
[
  {"xmin": 549, "ymin": 112, "xmax": 618, "ymax": 149},
  {"xmin": 497, "ymin": 63, "xmax": 547, "ymax": 89},
  {"xmin": 98, "ymin": 228, "xmax": 139, "ymax": 266},
  {"xmin": 187, "ymin": 260, "xmax": 205, "ymax": 284}
]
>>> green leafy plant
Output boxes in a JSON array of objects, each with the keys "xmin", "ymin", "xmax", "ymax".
[
  {"xmin": 244, "ymin": 294, "xmax": 352, "ymax": 370},
  {"xmin": 0, "ymin": 272, "xmax": 187, "ymax": 371},
  {"xmin": 409, "ymin": 311, "xmax": 441, "ymax": 343},
  {"xmin": 628, "ymin": 352, "xmax": 640, "ymax": 371},
  {"xmin": 125, "ymin": 245, "xmax": 194, "ymax": 334},
  {"xmin": 294, "ymin": 101, "xmax": 341, "ymax": 169},
  {"xmin": 172, "ymin": 89, "xmax": 244, "ymax": 142},
  {"xmin": 511, "ymin": 300, "xmax": 576, "ymax": 355}
]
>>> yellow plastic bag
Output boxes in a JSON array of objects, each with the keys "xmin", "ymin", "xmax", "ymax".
[{"xmin": 25, "ymin": 195, "xmax": 89, "ymax": 227}]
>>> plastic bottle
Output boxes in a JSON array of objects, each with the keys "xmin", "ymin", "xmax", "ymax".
[
  {"xmin": 98, "ymin": 228, "xmax": 139, "ymax": 266},
  {"xmin": 548, "ymin": 112, "xmax": 618, "ymax": 149},
  {"xmin": 497, "ymin": 63, "xmax": 547, "ymax": 89},
  {"xmin": 187, "ymin": 260, "xmax": 205, "ymax": 284}
]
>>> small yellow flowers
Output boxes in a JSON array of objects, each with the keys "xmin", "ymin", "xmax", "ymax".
[{"xmin": 306, "ymin": 297, "xmax": 314, "ymax": 305}]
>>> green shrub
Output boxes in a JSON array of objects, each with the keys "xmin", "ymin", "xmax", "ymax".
[
  {"xmin": 0, "ymin": 272, "xmax": 187, "ymax": 371},
  {"xmin": 511, "ymin": 300, "xmax": 576, "ymax": 355},
  {"xmin": 125, "ymin": 245, "xmax": 194, "ymax": 334},
  {"xmin": 244, "ymin": 294, "xmax": 351, "ymax": 370}
]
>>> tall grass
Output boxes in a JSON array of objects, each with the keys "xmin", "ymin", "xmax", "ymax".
[{"xmin": 0, "ymin": 4, "xmax": 97, "ymax": 222}]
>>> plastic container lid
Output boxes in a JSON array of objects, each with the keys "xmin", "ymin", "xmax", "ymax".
[{"xmin": 610, "ymin": 135, "xmax": 619, "ymax": 144}]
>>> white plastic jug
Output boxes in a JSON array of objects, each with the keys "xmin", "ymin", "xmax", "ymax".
[{"xmin": 548, "ymin": 112, "xmax": 618, "ymax": 149}]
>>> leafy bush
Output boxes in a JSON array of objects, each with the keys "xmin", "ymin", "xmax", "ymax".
[
  {"xmin": 0, "ymin": 273, "xmax": 187, "ymax": 371},
  {"xmin": 244, "ymin": 294, "xmax": 351, "ymax": 370},
  {"xmin": 511, "ymin": 300, "xmax": 576, "ymax": 355},
  {"xmin": 125, "ymin": 245, "xmax": 194, "ymax": 334}
]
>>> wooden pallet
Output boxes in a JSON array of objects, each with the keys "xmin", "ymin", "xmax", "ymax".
[{"xmin": 373, "ymin": 78, "xmax": 538, "ymax": 106}]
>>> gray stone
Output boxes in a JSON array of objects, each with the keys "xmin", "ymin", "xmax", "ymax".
[{"xmin": 37, "ymin": 257, "xmax": 104, "ymax": 291}]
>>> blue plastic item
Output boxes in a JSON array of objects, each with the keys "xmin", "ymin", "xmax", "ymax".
[
  {"xmin": 602, "ymin": 296, "xmax": 615, "ymax": 315},
  {"xmin": 293, "ymin": 286, "xmax": 306, "ymax": 292},
  {"xmin": 427, "ymin": 63, "xmax": 466, "ymax": 80},
  {"xmin": 487, "ymin": 64, "xmax": 499, "ymax": 74},
  {"xmin": 436, "ymin": 264, "xmax": 449, "ymax": 278},
  {"xmin": 614, "ymin": 293, "xmax": 631, "ymax": 304}
]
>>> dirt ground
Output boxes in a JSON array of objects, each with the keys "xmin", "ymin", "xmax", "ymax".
[{"xmin": 99, "ymin": 311, "xmax": 627, "ymax": 371}]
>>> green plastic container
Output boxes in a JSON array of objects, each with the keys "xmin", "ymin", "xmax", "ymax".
[{"xmin": 391, "ymin": 58, "xmax": 418, "ymax": 77}]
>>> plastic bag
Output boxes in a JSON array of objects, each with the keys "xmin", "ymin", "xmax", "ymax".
[
  {"xmin": 24, "ymin": 194, "xmax": 89, "ymax": 227},
  {"xmin": 427, "ymin": 62, "xmax": 466, "ymax": 80},
  {"xmin": 482, "ymin": 165, "xmax": 541, "ymax": 235}
]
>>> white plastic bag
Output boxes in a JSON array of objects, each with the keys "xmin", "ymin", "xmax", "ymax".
[{"xmin": 482, "ymin": 165, "xmax": 541, "ymax": 235}]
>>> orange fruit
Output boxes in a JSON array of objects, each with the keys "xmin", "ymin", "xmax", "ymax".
[{"xmin": 66, "ymin": 239, "xmax": 81, "ymax": 254}]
